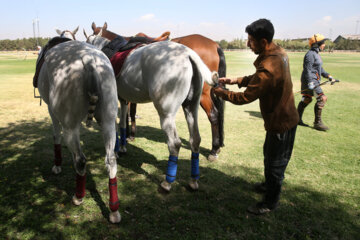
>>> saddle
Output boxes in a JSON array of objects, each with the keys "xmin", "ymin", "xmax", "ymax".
[
  {"xmin": 103, "ymin": 32, "xmax": 170, "ymax": 77},
  {"xmin": 33, "ymin": 37, "xmax": 72, "ymax": 88},
  {"xmin": 134, "ymin": 31, "xmax": 170, "ymax": 43}
]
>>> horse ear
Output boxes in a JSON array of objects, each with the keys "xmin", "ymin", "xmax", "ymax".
[
  {"xmin": 55, "ymin": 29, "xmax": 62, "ymax": 35},
  {"xmin": 73, "ymin": 26, "xmax": 79, "ymax": 35},
  {"xmin": 103, "ymin": 22, "xmax": 107, "ymax": 31},
  {"xmin": 92, "ymin": 22, "xmax": 96, "ymax": 31},
  {"xmin": 83, "ymin": 29, "xmax": 88, "ymax": 39}
]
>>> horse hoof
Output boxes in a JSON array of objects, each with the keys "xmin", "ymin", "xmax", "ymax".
[
  {"xmin": 188, "ymin": 179, "xmax": 199, "ymax": 190},
  {"xmin": 119, "ymin": 146, "xmax": 127, "ymax": 153},
  {"xmin": 127, "ymin": 136, "xmax": 135, "ymax": 142},
  {"xmin": 160, "ymin": 181, "xmax": 172, "ymax": 192},
  {"xmin": 109, "ymin": 211, "xmax": 121, "ymax": 223},
  {"xmin": 52, "ymin": 165, "xmax": 62, "ymax": 174},
  {"xmin": 207, "ymin": 154, "xmax": 218, "ymax": 162},
  {"xmin": 72, "ymin": 195, "xmax": 83, "ymax": 206}
]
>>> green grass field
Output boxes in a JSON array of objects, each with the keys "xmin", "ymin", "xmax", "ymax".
[{"xmin": 0, "ymin": 50, "xmax": 359, "ymax": 239}]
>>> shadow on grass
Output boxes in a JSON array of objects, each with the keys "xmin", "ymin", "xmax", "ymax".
[
  {"xmin": 134, "ymin": 125, "xmax": 213, "ymax": 158},
  {"xmin": 0, "ymin": 120, "xmax": 358, "ymax": 239},
  {"xmin": 244, "ymin": 110, "xmax": 262, "ymax": 119}
]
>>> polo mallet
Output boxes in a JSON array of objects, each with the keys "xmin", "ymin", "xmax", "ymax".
[{"xmin": 295, "ymin": 79, "xmax": 340, "ymax": 95}]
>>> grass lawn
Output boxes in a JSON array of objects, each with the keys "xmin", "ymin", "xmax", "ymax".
[{"xmin": 0, "ymin": 50, "xmax": 359, "ymax": 239}]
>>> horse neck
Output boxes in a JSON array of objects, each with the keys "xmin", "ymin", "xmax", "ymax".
[
  {"xmin": 102, "ymin": 30, "xmax": 118, "ymax": 41},
  {"xmin": 94, "ymin": 36, "xmax": 110, "ymax": 49}
]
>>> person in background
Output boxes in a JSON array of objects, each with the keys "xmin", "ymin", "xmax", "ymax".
[
  {"xmin": 37, "ymin": 46, "xmax": 42, "ymax": 55},
  {"xmin": 212, "ymin": 19, "xmax": 299, "ymax": 215},
  {"xmin": 297, "ymin": 34, "xmax": 336, "ymax": 131}
]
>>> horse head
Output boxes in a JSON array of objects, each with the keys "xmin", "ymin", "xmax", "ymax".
[
  {"xmin": 85, "ymin": 22, "xmax": 112, "ymax": 50},
  {"xmin": 85, "ymin": 22, "xmax": 118, "ymax": 41},
  {"xmin": 55, "ymin": 26, "xmax": 79, "ymax": 40}
]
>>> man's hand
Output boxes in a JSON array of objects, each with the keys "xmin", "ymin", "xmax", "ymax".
[
  {"xmin": 218, "ymin": 77, "xmax": 240, "ymax": 85},
  {"xmin": 329, "ymin": 76, "xmax": 337, "ymax": 85},
  {"xmin": 212, "ymin": 85, "xmax": 226, "ymax": 98}
]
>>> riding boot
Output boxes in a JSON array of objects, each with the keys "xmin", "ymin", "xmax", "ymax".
[
  {"xmin": 314, "ymin": 105, "xmax": 329, "ymax": 131},
  {"xmin": 297, "ymin": 101, "xmax": 309, "ymax": 126}
]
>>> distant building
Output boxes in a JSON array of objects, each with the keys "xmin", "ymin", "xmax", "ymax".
[{"xmin": 334, "ymin": 34, "xmax": 360, "ymax": 43}]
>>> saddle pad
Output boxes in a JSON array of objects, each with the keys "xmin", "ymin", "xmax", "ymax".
[{"xmin": 110, "ymin": 48, "xmax": 135, "ymax": 77}]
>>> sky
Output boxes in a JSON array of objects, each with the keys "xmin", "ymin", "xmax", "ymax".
[{"xmin": 1, "ymin": 0, "xmax": 360, "ymax": 41}]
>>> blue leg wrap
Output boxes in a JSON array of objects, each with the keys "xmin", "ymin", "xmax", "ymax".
[
  {"xmin": 166, "ymin": 155, "xmax": 178, "ymax": 183},
  {"xmin": 120, "ymin": 128, "xmax": 126, "ymax": 146},
  {"xmin": 114, "ymin": 132, "xmax": 120, "ymax": 152},
  {"xmin": 191, "ymin": 152, "xmax": 200, "ymax": 180}
]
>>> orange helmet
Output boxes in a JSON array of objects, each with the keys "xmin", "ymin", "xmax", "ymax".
[{"xmin": 309, "ymin": 34, "xmax": 325, "ymax": 47}]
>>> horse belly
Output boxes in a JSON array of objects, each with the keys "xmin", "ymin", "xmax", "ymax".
[{"xmin": 117, "ymin": 79, "xmax": 150, "ymax": 103}]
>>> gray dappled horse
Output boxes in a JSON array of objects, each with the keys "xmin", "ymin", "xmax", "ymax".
[
  {"xmin": 86, "ymin": 23, "xmax": 219, "ymax": 192},
  {"xmin": 36, "ymin": 40, "xmax": 121, "ymax": 223}
]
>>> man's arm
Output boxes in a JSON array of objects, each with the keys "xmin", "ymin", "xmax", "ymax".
[{"xmin": 213, "ymin": 69, "xmax": 271, "ymax": 105}]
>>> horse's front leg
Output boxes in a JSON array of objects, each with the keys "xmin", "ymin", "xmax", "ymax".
[
  {"xmin": 48, "ymin": 107, "xmax": 63, "ymax": 174},
  {"xmin": 159, "ymin": 115, "xmax": 181, "ymax": 192},
  {"xmin": 115, "ymin": 100, "xmax": 128, "ymax": 155},
  {"xmin": 129, "ymin": 102, "xmax": 137, "ymax": 141}
]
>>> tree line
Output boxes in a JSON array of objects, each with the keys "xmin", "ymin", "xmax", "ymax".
[
  {"xmin": 0, "ymin": 37, "xmax": 50, "ymax": 51},
  {"xmin": 217, "ymin": 38, "xmax": 360, "ymax": 51},
  {"xmin": 0, "ymin": 37, "xmax": 359, "ymax": 51}
]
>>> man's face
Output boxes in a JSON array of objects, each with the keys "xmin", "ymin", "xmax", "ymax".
[{"xmin": 247, "ymin": 34, "xmax": 264, "ymax": 55}]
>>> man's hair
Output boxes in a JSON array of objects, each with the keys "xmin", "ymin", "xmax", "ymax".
[{"xmin": 245, "ymin": 19, "xmax": 274, "ymax": 43}]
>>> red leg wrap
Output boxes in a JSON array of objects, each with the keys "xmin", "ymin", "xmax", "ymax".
[
  {"xmin": 54, "ymin": 144, "xmax": 62, "ymax": 166},
  {"xmin": 109, "ymin": 177, "xmax": 120, "ymax": 212},
  {"xmin": 75, "ymin": 174, "xmax": 86, "ymax": 199}
]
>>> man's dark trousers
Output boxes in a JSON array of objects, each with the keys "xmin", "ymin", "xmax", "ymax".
[{"xmin": 263, "ymin": 125, "xmax": 297, "ymax": 208}]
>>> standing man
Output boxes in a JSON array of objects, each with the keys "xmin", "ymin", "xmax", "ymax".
[
  {"xmin": 213, "ymin": 19, "xmax": 299, "ymax": 214},
  {"xmin": 297, "ymin": 34, "xmax": 336, "ymax": 131}
]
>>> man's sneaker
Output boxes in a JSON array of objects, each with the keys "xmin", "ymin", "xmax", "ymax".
[
  {"xmin": 247, "ymin": 202, "xmax": 277, "ymax": 215},
  {"xmin": 254, "ymin": 182, "xmax": 266, "ymax": 193}
]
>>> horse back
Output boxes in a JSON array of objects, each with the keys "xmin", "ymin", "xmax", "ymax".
[{"xmin": 172, "ymin": 34, "xmax": 220, "ymax": 72}]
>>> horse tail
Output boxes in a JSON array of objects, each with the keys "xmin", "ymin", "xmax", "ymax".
[
  {"xmin": 188, "ymin": 50, "xmax": 218, "ymax": 87},
  {"xmin": 86, "ymin": 60, "xmax": 101, "ymax": 127},
  {"xmin": 213, "ymin": 46, "xmax": 226, "ymax": 147}
]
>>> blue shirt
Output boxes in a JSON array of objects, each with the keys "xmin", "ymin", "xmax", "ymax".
[{"xmin": 301, "ymin": 47, "xmax": 330, "ymax": 95}]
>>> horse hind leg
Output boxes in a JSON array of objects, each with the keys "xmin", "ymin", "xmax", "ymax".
[
  {"xmin": 159, "ymin": 115, "xmax": 182, "ymax": 192},
  {"xmin": 200, "ymin": 88, "xmax": 222, "ymax": 162},
  {"xmin": 182, "ymin": 101, "xmax": 201, "ymax": 190},
  {"xmin": 102, "ymin": 117, "xmax": 121, "ymax": 223},
  {"xmin": 63, "ymin": 127, "xmax": 87, "ymax": 206},
  {"xmin": 48, "ymin": 107, "xmax": 63, "ymax": 174}
]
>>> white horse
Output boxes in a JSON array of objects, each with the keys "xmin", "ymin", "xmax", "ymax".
[
  {"xmin": 55, "ymin": 26, "xmax": 79, "ymax": 40},
  {"xmin": 86, "ymin": 23, "xmax": 218, "ymax": 192},
  {"xmin": 37, "ymin": 40, "xmax": 121, "ymax": 223}
]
